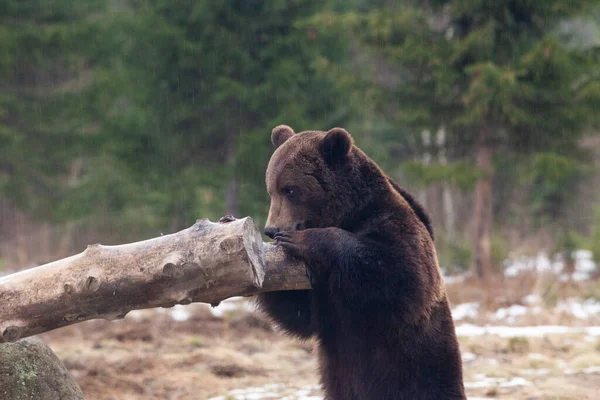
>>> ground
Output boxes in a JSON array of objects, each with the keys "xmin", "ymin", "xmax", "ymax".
[
  {"xmin": 34, "ymin": 246, "xmax": 600, "ymax": 400},
  {"xmin": 41, "ymin": 281, "xmax": 600, "ymax": 400}
]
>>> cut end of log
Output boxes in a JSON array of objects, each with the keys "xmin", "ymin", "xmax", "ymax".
[{"xmin": 241, "ymin": 217, "xmax": 266, "ymax": 288}]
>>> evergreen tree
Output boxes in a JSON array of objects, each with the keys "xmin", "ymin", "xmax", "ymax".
[
  {"xmin": 337, "ymin": 0, "xmax": 600, "ymax": 278},
  {"xmin": 0, "ymin": 0, "xmax": 110, "ymax": 220},
  {"xmin": 94, "ymin": 0, "xmax": 353, "ymax": 231}
]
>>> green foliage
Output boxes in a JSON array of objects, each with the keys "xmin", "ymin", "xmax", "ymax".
[
  {"xmin": 327, "ymin": 0, "xmax": 600, "ymax": 271},
  {"xmin": 0, "ymin": 0, "xmax": 599, "ymax": 258},
  {"xmin": 312, "ymin": 2, "xmax": 600, "ymax": 240},
  {"xmin": 88, "ymin": 0, "xmax": 354, "ymax": 229},
  {"xmin": 351, "ymin": 0, "xmax": 600, "ymax": 149},
  {"xmin": 523, "ymin": 152, "xmax": 592, "ymax": 225},
  {"xmin": 0, "ymin": 0, "xmax": 111, "ymax": 221},
  {"xmin": 402, "ymin": 161, "xmax": 482, "ymax": 191},
  {"xmin": 437, "ymin": 239, "xmax": 471, "ymax": 271},
  {"xmin": 0, "ymin": 0, "xmax": 355, "ymax": 235}
]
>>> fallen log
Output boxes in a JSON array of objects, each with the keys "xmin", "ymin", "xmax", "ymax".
[{"xmin": 0, "ymin": 217, "xmax": 310, "ymax": 343}]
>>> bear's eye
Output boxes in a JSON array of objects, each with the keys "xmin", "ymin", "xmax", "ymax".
[{"xmin": 283, "ymin": 187, "xmax": 296, "ymax": 199}]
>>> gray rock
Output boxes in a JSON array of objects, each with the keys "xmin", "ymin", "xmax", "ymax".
[{"xmin": 0, "ymin": 336, "xmax": 84, "ymax": 400}]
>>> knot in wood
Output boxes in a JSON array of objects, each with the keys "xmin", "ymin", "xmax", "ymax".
[
  {"xmin": 219, "ymin": 236, "xmax": 243, "ymax": 255},
  {"xmin": 85, "ymin": 276, "xmax": 100, "ymax": 292},
  {"xmin": 2, "ymin": 326, "xmax": 21, "ymax": 342},
  {"xmin": 162, "ymin": 263, "xmax": 178, "ymax": 278},
  {"xmin": 64, "ymin": 283, "xmax": 73, "ymax": 294}
]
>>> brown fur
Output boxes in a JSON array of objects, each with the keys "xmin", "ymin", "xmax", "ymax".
[{"xmin": 257, "ymin": 126, "xmax": 465, "ymax": 400}]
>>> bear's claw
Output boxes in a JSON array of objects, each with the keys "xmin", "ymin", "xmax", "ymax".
[
  {"xmin": 274, "ymin": 231, "xmax": 307, "ymax": 258},
  {"xmin": 275, "ymin": 231, "xmax": 318, "ymax": 288}
]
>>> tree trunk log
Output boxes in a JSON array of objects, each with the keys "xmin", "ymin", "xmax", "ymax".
[
  {"xmin": 471, "ymin": 128, "xmax": 493, "ymax": 280},
  {"xmin": 0, "ymin": 217, "xmax": 309, "ymax": 343},
  {"xmin": 0, "ymin": 337, "xmax": 84, "ymax": 400}
]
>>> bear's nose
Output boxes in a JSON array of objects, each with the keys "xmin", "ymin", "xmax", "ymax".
[{"xmin": 264, "ymin": 227, "xmax": 279, "ymax": 239}]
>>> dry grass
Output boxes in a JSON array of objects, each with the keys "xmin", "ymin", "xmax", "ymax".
[
  {"xmin": 42, "ymin": 305, "xmax": 318, "ymax": 400},
  {"xmin": 38, "ymin": 295, "xmax": 600, "ymax": 400}
]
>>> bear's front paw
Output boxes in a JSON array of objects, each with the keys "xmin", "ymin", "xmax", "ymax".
[
  {"xmin": 273, "ymin": 231, "xmax": 310, "ymax": 259},
  {"xmin": 274, "ymin": 231, "xmax": 321, "ymax": 288}
]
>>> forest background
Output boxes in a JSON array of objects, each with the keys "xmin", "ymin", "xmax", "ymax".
[{"xmin": 2, "ymin": 0, "xmax": 600, "ymax": 281}]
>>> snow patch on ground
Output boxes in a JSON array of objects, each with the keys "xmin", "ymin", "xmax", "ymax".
[
  {"xmin": 503, "ymin": 249, "xmax": 596, "ymax": 281},
  {"xmin": 170, "ymin": 305, "xmax": 191, "ymax": 321},
  {"xmin": 442, "ymin": 273, "xmax": 467, "ymax": 284},
  {"xmin": 522, "ymin": 294, "xmax": 541, "ymax": 305},
  {"xmin": 520, "ymin": 368, "xmax": 551, "ymax": 376},
  {"xmin": 556, "ymin": 298, "xmax": 600, "ymax": 320},
  {"xmin": 464, "ymin": 374, "xmax": 530, "ymax": 389},
  {"xmin": 451, "ymin": 295, "xmax": 600, "ymax": 325},
  {"xmin": 493, "ymin": 305, "xmax": 528, "ymax": 323},
  {"xmin": 452, "ymin": 302, "xmax": 480, "ymax": 321},
  {"xmin": 443, "ymin": 249, "xmax": 597, "ymax": 284},
  {"xmin": 583, "ymin": 366, "xmax": 600, "ymax": 374},
  {"xmin": 208, "ymin": 384, "xmax": 322, "ymax": 400}
]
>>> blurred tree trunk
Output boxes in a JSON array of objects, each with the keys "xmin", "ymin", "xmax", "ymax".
[
  {"xmin": 58, "ymin": 159, "xmax": 85, "ymax": 258},
  {"xmin": 226, "ymin": 176, "xmax": 239, "ymax": 217},
  {"xmin": 225, "ymin": 129, "xmax": 239, "ymax": 217},
  {"xmin": 419, "ymin": 130, "xmax": 432, "ymax": 206},
  {"xmin": 471, "ymin": 128, "xmax": 493, "ymax": 280},
  {"xmin": 437, "ymin": 127, "xmax": 456, "ymax": 235}
]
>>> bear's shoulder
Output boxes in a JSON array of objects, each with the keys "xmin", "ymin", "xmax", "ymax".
[{"xmin": 387, "ymin": 178, "xmax": 435, "ymax": 241}]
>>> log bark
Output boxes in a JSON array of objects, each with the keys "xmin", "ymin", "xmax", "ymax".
[
  {"xmin": 0, "ymin": 217, "xmax": 309, "ymax": 343},
  {"xmin": 0, "ymin": 337, "xmax": 84, "ymax": 400}
]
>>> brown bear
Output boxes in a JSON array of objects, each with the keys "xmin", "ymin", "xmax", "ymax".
[{"xmin": 256, "ymin": 125, "xmax": 465, "ymax": 400}]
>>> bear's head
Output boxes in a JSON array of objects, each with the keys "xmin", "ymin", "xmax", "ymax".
[{"xmin": 264, "ymin": 124, "xmax": 366, "ymax": 238}]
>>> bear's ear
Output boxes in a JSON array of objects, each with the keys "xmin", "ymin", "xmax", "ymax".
[
  {"xmin": 321, "ymin": 127, "xmax": 353, "ymax": 162},
  {"xmin": 271, "ymin": 125, "xmax": 294, "ymax": 148}
]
